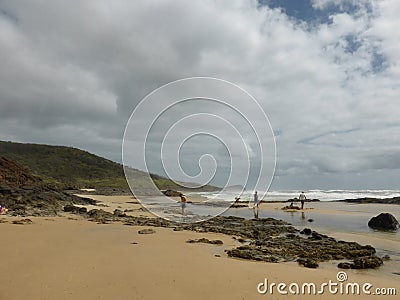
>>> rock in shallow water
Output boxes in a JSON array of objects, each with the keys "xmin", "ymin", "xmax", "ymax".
[{"xmin": 368, "ymin": 213, "xmax": 399, "ymax": 231}]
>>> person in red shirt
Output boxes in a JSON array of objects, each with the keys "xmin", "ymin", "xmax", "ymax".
[{"xmin": 179, "ymin": 193, "xmax": 187, "ymax": 216}]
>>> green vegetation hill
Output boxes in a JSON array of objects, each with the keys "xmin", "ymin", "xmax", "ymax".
[{"xmin": 0, "ymin": 140, "xmax": 219, "ymax": 192}]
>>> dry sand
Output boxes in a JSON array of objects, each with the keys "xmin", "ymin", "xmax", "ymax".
[{"xmin": 0, "ymin": 214, "xmax": 398, "ymax": 300}]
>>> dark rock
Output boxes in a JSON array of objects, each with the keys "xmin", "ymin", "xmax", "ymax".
[
  {"xmin": 368, "ymin": 213, "xmax": 399, "ymax": 231},
  {"xmin": 231, "ymin": 204, "xmax": 248, "ymax": 208},
  {"xmin": 113, "ymin": 209, "xmax": 127, "ymax": 217},
  {"xmin": 297, "ymin": 258, "xmax": 319, "ymax": 268},
  {"xmin": 12, "ymin": 218, "xmax": 33, "ymax": 225},
  {"xmin": 287, "ymin": 198, "xmax": 320, "ymax": 202},
  {"xmin": 64, "ymin": 205, "xmax": 87, "ymax": 214},
  {"xmin": 97, "ymin": 220, "xmax": 111, "ymax": 224},
  {"xmin": 286, "ymin": 233, "xmax": 297, "ymax": 238},
  {"xmin": 310, "ymin": 232, "xmax": 323, "ymax": 240},
  {"xmin": 162, "ymin": 189, "xmax": 181, "ymax": 197},
  {"xmin": 186, "ymin": 238, "xmax": 223, "ymax": 245},
  {"xmin": 340, "ymin": 197, "xmax": 400, "ymax": 205},
  {"xmin": 138, "ymin": 228, "xmax": 155, "ymax": 234},
  {"xmin": 382, "ymin": 255, "xmax": 390, "ymax": 261},
  {"xmin": 282, "ymin": 205, "xmax": 301, "ymax": 210},
  {"xmin": 338, "ymin": 262, "xmax": 352, "ymax": 269},
  {"xmin": 227, "ymin": 248, "xmax": 279, "ymax": 263},
  {"xmin": 87, "ymin": 209, "xmax": 115, "ymax": 223},
  {"xmin": 307, "ymin": 219, "xmax": 314, "ymax": 222},
  {"xmin": 300, "ymin": 228, "xmax": 312, "ymax": 235},
  {"xmin": 352, "ymin": 256, "xmax": 383, "ymax": 269}
]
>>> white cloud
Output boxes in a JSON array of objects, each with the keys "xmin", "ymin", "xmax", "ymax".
[{"xmin": 0, "ymin": 0, "xmax": 399, "ymax": 188}]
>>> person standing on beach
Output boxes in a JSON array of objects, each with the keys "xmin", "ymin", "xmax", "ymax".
[
  {"xmin": 179, "ymin": 193, "xmax": 187, "ymax": 216},
  {"xmin": 253, "ymin": 191, "xmax": 259, "ymax": 218},
  {"xmin": 299, "ymin": 191, "xmax": 306, "ymax": 210},
  {"xmin": 253, "ymin": 191, "xmax": 259, "ymax": 208}
]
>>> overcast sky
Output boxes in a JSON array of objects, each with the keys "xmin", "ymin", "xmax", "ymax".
[{"xmin": 1, "ymin": 0, "xmax": 399, "ymax": 190}]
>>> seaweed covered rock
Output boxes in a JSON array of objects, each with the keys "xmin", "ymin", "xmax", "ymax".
[
  {"xmin": 338, "ymin": 256, "xmax": 383, "ymax": 269},
  {"xmin": 297, "ymin": 258, "xmax": 319, "ymax": 269},
  {"xmin": 64, "ymin": 204, "xmax": 87, "ymax": 214},
  {"xmin": 226, "ymin": 247, "xmax": 279, "ymax": 263},
  {"xmin": 187, "ymin": 238, "xmax": 223, "ymax": 245},
  {"xmin": 352, "ymin": 256, "xmax": 383, "ymax": 269}
]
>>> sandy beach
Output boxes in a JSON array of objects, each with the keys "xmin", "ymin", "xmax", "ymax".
[{"xmin": 1, "ymin": 195, "xmax": 399, "ymax": 299}]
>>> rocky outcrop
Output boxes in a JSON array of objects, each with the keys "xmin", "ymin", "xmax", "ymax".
[
  {"xmin": 11, "ymin": 218, "xmax": 33, "ymax": 225},
  {"xmin": 63, "ymin": 205, "xmax": 87, "ymax": 214},
  {"xmin": 162, "ymin": 189, "xmax": 181, "ymax": 197},
  {"xmin": 227, "ymin": 247, "xmax": 279, "ymax": 262},
  {"xmin": 186, "ymin": 238, "xmax": 223, "ymax": 245},
  {"xmin": 340, "ymin": 197, "xmax": 400, "ymax": 204},
  {"xmin": 138, "ymin": 228, "xmax": 155, "ymax": 234},
  {"xmin": 297, "ymin": 258, "xmax": 319, "ymax": 268},
  {"xmin": 368, "ymin": 213, "xmax": 399, "ymax": 230},
  {"xmin": 0, "ymin": 157, "xmax": 39, "ymax": 187},
  {"xmin": 338, "ymin": 256, "xmax": 383, "ymax": 269},
  {"xmin": 0, "ymin": 157, "xmax": 96, "ymax": 216},
  {"xmin": 300, "ymin": 228, "xmax": 312, "ymax": 235}
]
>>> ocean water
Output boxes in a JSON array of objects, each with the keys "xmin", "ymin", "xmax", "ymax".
[{"xmin": 194, "ymin": 189, "xmax": 400, "ymax": 202}]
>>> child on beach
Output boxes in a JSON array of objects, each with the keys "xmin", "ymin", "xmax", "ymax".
[{"xmin": 0, "ymin": 205, "xmax": 8, "ymax": 215}]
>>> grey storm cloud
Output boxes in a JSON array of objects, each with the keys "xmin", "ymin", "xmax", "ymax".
[{"xmin": 0, "ymin": 0, "xmax": 399, "ymax": 189}]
